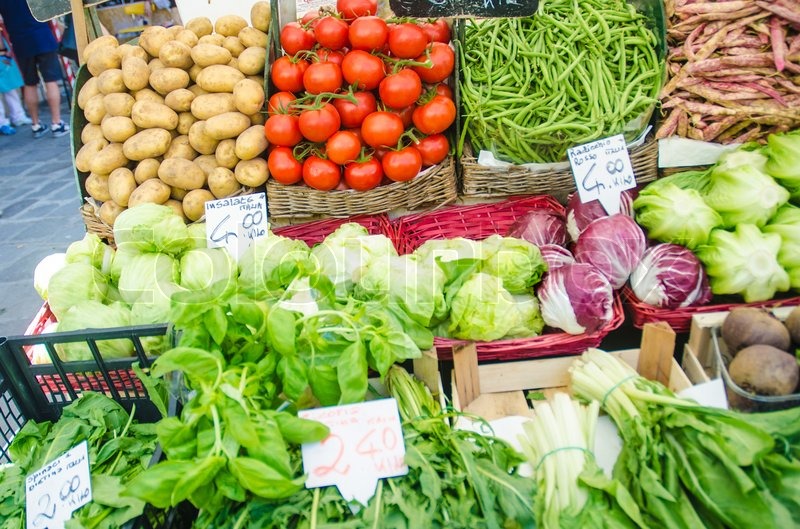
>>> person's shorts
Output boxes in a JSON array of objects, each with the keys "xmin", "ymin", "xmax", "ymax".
[{"xmin": 17, "ymin": 52, "xmax": 62, "ymax": 86}]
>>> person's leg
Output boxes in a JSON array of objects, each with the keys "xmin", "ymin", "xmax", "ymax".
[
  {"xmin": 22, "ymin": 85, "xmax": 40, "ymax": 125},
  {"xmin": 0, "ymin": 93, "xmax": 12, "ymax": 134},
  {"xmin": 4, "ymin": 89, "xmax": 30, "ymax": 126},
  {"xmin": 37, "ymin": 52, "xmax": 68, "ymax": 136},
  {"xmin": 16, "ymin": 54, "xmax": 45, "ymax": 135}
]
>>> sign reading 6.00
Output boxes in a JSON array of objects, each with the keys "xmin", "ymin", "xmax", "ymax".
[
  {"xmin": 567, "ymin": 134, "xmax": 637, "ymax": 215},
  {"xmin": 26, "ymin": 441, "xmax": 92, "ymax": 529},
  {"xmin": 204, "ymin": 192, "xmax": 269, "ymax": 260}
]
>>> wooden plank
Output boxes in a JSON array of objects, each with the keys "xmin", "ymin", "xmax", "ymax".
[
  {"xmin": 463, "ymin": 391, "xmax": 534, "ymax": 421},
  {"xmin": 637, "ymin": 322, "xmax": 676, "ymax": 386},
  {"xmin": 688, "ymin": 312, "xmax": 728, "ymax": 368},
  {"xmin": 669, "ymin": 360, "xmax": 693, "ymax": 392},
  {"xmin": 452, "ymin": 343, "xmax": 480, "ymax": 408},
  {"xmin": 682, "ymin": 344, "xmax": 712, "ymax": 385},
  {"xmin": 69, "ymin": 0, "xmax": 88, "ymax": 63}
]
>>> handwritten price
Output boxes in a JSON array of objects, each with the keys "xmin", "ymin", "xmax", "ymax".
[
  {"xmin": 313, "ymin": 427, "xmax": 403, "ymax": 478},
  {"xmin": 31, "ymin": 475, "xmax": 90, "ymax": 527}
]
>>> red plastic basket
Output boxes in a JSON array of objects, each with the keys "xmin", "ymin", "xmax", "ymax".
[
  {"xmin": 273, "ymin": 214, "xmax": 394, "ymax": 248},
  {"xmin": 622, "ymin": 286, "xmax": 800, "ymax": 333},
  {"xmin": 394, "ymin": 196, "xmax": 625, "ymax": 361}
]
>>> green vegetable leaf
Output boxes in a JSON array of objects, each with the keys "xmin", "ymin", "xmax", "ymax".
[
  {"xmin": 277, "ymin": 356, "xmax": 309, "ymax": 402},
  {"xmin": 123, "ymin": 461, "xmax": 197, "ymax": 508},
  {"xmin": 267, "ymin": 307, "xmax": 297, "ymax": 356},
  {"xmin": 228, "ymin": 457, "xmax": 305, "ymax": 499},
  {"xmin": 204, "ymin": 305, "xmax": 229, "ymax": 345},
  {"xmin": 337, "ymin": 342, "xmax": 368, "ymax": 404},
  {"xmin": 131, "ymin": 362, "xmax": 167, "ymax": 419},
  {"xmin": 309, "ymin": 364, "xmax": 341, "ymax": 407},
  {"xmin": 274, "ymin": 412, "xmax": 329, "ymax": 444},
  {"xmin": 151, "ymin": 347, "xmax": 222, "ymax": 386},
  {"xmin": 156, "ymin": 417, "xmax": 198, "ymax": 460},
  {"xmin": 173, "ymin": 456, "xmax": 227, "ymax": 505}
]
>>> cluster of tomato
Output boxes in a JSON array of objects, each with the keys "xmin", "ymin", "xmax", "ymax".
[{"xmin": 264, "ymin": 0, "xmax": 456, "ymax": 192}]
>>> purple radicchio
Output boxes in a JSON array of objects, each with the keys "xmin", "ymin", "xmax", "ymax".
[
  {"xmin": 629, "ymin": 243, "xmax": 712, "ymax": 309},
  {"xmin": 566, "ymin": 192, "xmax": 635, "ymax": 242},
  {"xmin": 507, "ymin": 210, "xmax": 568, "ymax": 247},
  {"xmin": 539, "ymin": 244, "xmax": 575, "ymax": 271},
  {"xmin": 574, "ymin": 214, "xmax": 647, "ymax": 290},
  {"xmin": 538, "ymin": 263, "xmax": 614, "ymax": 335}
]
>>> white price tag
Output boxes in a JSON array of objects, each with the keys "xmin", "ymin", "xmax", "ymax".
[
  {"xmin": 204, "ymin": 193, "xmax": 268, "ymax": 260},
  {"xmin": 299, "ymin": 399, "xmax": 408, "ymax": 506},
  {"xmin": 25, "ymin": 441, "xmax": 92, "ymax": 529},
  {"xmin": 568, "ymin": 134, "xmax": 637, "ymax": 215},
  {"xmin": 296, "ymin": 0, "xmax": 332, "ymax": 18}
]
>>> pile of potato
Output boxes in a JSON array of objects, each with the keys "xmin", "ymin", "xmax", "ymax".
[{"xmin": 74, "ymin": 2, "xmax": 271, "ymax": 224}]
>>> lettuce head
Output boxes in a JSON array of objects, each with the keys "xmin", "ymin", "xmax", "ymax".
[
  {"xmin": 55, "ymin": 301, "xmax": 134, "ymax": 361},
  {"xmin": 480, "ymin": 235, "xmax": 547, "ymax": 294},
  {"xmin": 113, "ymin": 203, "xmax": 193, "ymax": 255},
  {"xmin": 238, "ymin": 233, "xmax": 312, "ymax": 298},
  {"xmin": 47, "ymin": 262, "xmax": 110, "ymax": 320}
]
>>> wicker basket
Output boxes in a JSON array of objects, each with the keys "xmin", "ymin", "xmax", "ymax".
[
  {"xmin": 80, "ymin": 200, "xmax": 115, "ymax": 244},
  {"xmin": 266, "ymin": 156, "xmax": 458, "ymax": 222},
  {"xmin": 460, "ymin": 135, "xmax": 659, "ymax": 202},
  {"xmin": 394, "ymin": 196, "xmax": 625, "ymax": 361},
  {"xmin": 621, "ymin": 286, "xmax": 800, "ymax": 333},
  {"xmin": 273, "ymin": 214, "xmax": 393, "ymax": 248}
]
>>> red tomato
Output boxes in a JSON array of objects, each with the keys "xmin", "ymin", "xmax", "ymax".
[
  {"xmin": 314, "ymin": 16, "xmax": 349, "ymax": 50},
  {"xmin": 271, "ymin": 56, "xmax": 309, "ymax": 93},
  {"xmin": 420, "ymin": 19, "xmax": 451, "ymax": 43},
  {"xmin": 344, "ymin": 157, "xmax": 383, "ymax": 191},
  {"xmin": 268, "ymin": 91, "xmax": 296, "ymax": 115},
  {"xmin": 413, "ymin": 42, "xmax": 454, "ymax": 84},
  {"xmin": 299, "ymin": 103, "xmax": 341, "ymax": 142},
  {"xmin": 434, "ymin": 83, "xmax": 453, "ymax": 100},
  {"xmin": 345, "ymin": 127, "xmax": 363, "ymax": 142},
  {"xmin": 264, "ymin": 114, "xmax": 303, "ymax": 146},
  {"xmin": 301, "ymin": 10, "xmax": 321, "ymax": 27},
  {"xmin": 333, "ymin": 91, "xmax": 377, "ymax": 128},
  {"xmin": 281, "ymin": 22, "xmax": 316, "ymax": 56},
  {"xmin": 373, "ymin": 146, "xmax": 389, "ymax": 160},
  {"xmin": 389, "ymin": 104, "xmax": 415, "ymax": 128},
  {"xmin": 316, "ymin": 48, "xmax": 345, "ymax": 65},
  {"xmin": 326, "ymin": 130, "xmax": 362, "ymax": 165},
  {"xmin": 348, "ymin": 16, "xmax": 388, "ymax": 51},
  {"xmin": 379, "ymin": 69, "xmax": 422, "ymax": 109},
  {"xmin": 341, "ymin": 50, "xmax": 385, "ymax": 90},
  {"xmin": 382, "ymin": 146, "xmax": 422, "ymax": 182},
  {"xmin": 361, "ymin": 111, "xmax": 404, "ymax": 148},
  {"xmin": 412, "ymin": 95, "xmax": 456, "ymax": 134},
  {"xmin": 303, "ymin": 62, "xmax": 343, "ymax": 94},
  {"xmin": 414, "ymin": 133, "xmax": 449, "ymax": 166},
  {"xmin": 303, "ymin": 156, "xmax": 341, "ymax": 190},
  {"xmin": 336, "ymin": 0, "xmax": 377, "ymax": 19},
  {"xmin": 268, "ymin": 147, "xmax": 303, "ymax": 185},
  {"xmin": 388, "ymin": 23, "xmax": 428, "ymax": 59}
]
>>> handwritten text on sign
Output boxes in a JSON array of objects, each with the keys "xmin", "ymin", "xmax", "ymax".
[
  {"xmin": 567, "ymin": 134, "xmax": 636, "ymax": 215},
  {"xmin": 26, "ymin": 440, "xmax": 92, "ymax": 529},
  {"xmin": 204, "ymin": 192, "xmax": 268, "ymax": 259},
  {"xmin": 300, "ymin": 399, "xmax": 408, "ymax": 506}
]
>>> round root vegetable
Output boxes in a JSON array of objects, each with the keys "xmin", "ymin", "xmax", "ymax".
[
  {"xmin": 728, "ymin": 344, "xmax": 800, "ymax": 396},
  {"xmin": 721, "ymin": 307, "xmax": 791, "ymax": 354}
]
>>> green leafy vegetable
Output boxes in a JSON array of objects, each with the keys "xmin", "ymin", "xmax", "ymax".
[
  {"xmin": 180, "ymin": 247, "xmax": 238, "ymax": 296},
  {"xmin": 237, "ymin": 233, "xmax": 312, "ymax": 298},
  {"xmin": 763, "ymin": 204, "xmax": 800, "ymax": 289},
  {"xmin": 113, "ymin": 203, "xmax": 193, "ymax": 256},
  {"xmin": 46, "ymin": 262, "xmax": 110, "ymax": 320},
  {"xmin": 480, "ymin": 234, "xmax": 547, "ymax": 294},
  {"xmin": 55, "ymin": 301, "xmax": 134, "ymax": 361},
  {"xmin": 65, "ymin": 233, "xmax": 115, "ymax": 274}
]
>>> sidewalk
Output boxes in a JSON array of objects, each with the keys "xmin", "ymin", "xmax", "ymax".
[{"xmin": 0, "ymin": 97, "xmax": 85, "ymax": 336}]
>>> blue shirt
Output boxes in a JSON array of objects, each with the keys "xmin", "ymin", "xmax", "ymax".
[{"xmin": 0, "ymin": 0, "xmax": 58, "ymax": 59}]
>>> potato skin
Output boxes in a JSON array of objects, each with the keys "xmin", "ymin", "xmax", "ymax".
[
  {"xmin": 103, "ymin": 93, "xmax": 135, "ymax": 117},
  {"xmin": 76, "ymin": 139, "xmax": 108, "ymax": 173},
  {"xmin": 234, "ymin": 158, "xmax": 268, "ymax": 187},
  {"xmin": 159, "ymin": 40, "xmax": 193, "ymax": 69},
  {"xmin": 186, "ymin": 17, "xmax": 213, "ymax": 38},
  {"xmin": 215, "ymin": 139, "xmax": 239, "ymax": 169},
  {"xmin": 163, "ymin": 198, "xmax": 187, "ymax": 221},
  {"xmin": 97, "ymin": 68, "xmax": 126, "ymax": 94},
  {"xmin": 85, "ymin": 173, "xmax": 112, "ymax": 202},
  {"xmin": 177, "ymin": 112, "xmax": 198, "ymax": 135},
  {"xmin": 188, "ymin": 121, "xmax": 220, "ymax": 155},
  {"xmin": 158, "ymin": 158, "xmax": 206, "ymax": 190},
  {"xmin": 108, "ymin": 167, "xmax": 137, "ymax": 207},
  {"xmin": 90, "ymin": 143, "xmax": 128, "ymax": 175},
  {"xmin": 134, "ymin": 158, "xmax": 161, "ymax": 184},
  {"xmin": 233, "ymin": 78, "xmax": 264, "ymax": 116},
  {"xmin": 205, "ymin": 112, "xmax": 251, "ymax": 140},
  {"xmin": 131, "ymin": 100, "xmax": 179, "ymax": 130},
  {"xmin": 183, "ymin": 189, "xmax": 216, "ymax": 221},
  {"xmin": 208, "ymin": 166, "xmax": 241, "ymax": 198},
  {"xmin": 191, "ymin": 44, "xmax": 232, "ymax": 67},
  {"xmin": 84, "ymin": 94, "xmax": 107, "ymax": 125},
  {"xmin": 128, "ymin": 178, "xmax": 172, "ymax": 207},
  {"xmin": 99, "ymin": 200, "xmax": 126, "ymax": 226},
  {"xmin": 191, "ymin": 93, "xmax": 236, "ymax": 120},
  {"xmin": 149, "ymin": 67, "xmax": 191, "ymax": 95},
  {"xmin": 196, "ymin": 65, "xmax": 245, "ymax": 93},
  {"xmin": 138, "ymin": 26, "xmax": 172, "ymax": 58},
  {"xmin": 164, "ymin": 88, "xmax": 196, "ymax": 112},
  {"xmin": 164, "ymin": 134, "xmax": 198, "ymax": 160},
  {"xmin": 123, "ymin": 129, "xmax": 173, "ymax": 161},
  {"xmin": 81, "ymin": 123, "xmax": 105, "ymax": 144},
  {"xmin": 250, "ymin": 1, "xmax": 271, "ymax": 32},
  {"xmin": 239, "ymin": 27, "xmax": 268, "ymax": 49},
  {"xmin": 101, "ymin": 116, "xmax": 137, "ymax": 143},
  {"xmin": 235, "ymin": 125, "xmax": 268, "ymax": 160},
  {"xmin": 237, "ymin": 47, "xmax": 266, "ymax": 76},
  {"xmin": 216, "ymin": 15, "xmax": 248, "ymax": 37},
  {"xmin": 78, "ymin": 77, "xmax": 101, "ymax": 109}
]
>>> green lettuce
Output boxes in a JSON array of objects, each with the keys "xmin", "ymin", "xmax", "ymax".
[
  {"xmin": 113, "ymin": 203, "xmax": 193, "ymax": 256},
  {"xmin": 65, "ymin": 233, "xmax": 115, "ymax": 274},
  {"xmin": 506, "ymin": 293, "xmax": 545, "ymax": 338},
  {"xmin": 480, "ymin": 235, "xmax": 547, "ymax": 293},
  {"xmin": 55, "ymin": 301, "xmax": 134, "ymax": 361},
  {"xmin": 763, "ymin": 204, "xmax": 800, "ymax": 288},
  {"xmin": 47, "ymin": 263, "xmax": 110, "ymax": 320},
  {"xmin": 180, "ymin": 247, "xmax": 238, "ymax": 297},
  {"xmin": 187, "ymin": 222, "xmax": 208, "ymax": 249},
  {"xmin": 765, "ymin": 129, "xmax": 800, "ymax": 199},
  {"xmin": 634, "ymin": 182, "xmax": 722, "ymax": 249},
  {"xmin": 238, "ymin": 233, "xmax": 312, "ymax": 298},
  {"xmin": 696, "ymin": 224, "xmax": 790, "ymax": 302},
  {"xmin": 118, "ymin": 253, "xmax": 180, "ymax": 305}
]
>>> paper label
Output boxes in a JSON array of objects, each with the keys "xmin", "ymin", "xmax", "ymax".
[
  {"xmin": 204, "ymin": 192, "xmax": 268, "ymax": 260},
  {"xmin": 25, "ymin": 441, "xmax": 92, "ymax": 529},
  {"xmin": 568, "ymin": 134, "xmax": 636, "ymax": 215},
  {"xmin": 299, "ymin": 398, "xmax": 408, "ymax": 506},
  {"xmin": 296, "ymin": 0, "xmax": 332, "ymax": 18}
]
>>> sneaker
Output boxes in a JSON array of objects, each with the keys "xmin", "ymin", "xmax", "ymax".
[
  {"xmin": 51, "ymin": 121, "xmax": 69, "ymax": 138},
  {"xmin": 12, "ymin": 116, "xmax": 32, "ymax": 127},
  {"xmin": 0, "ymin": 124, "xmax": 16, "ymax": 135},
  {"xmin": 32, "ymin": 123, "xmax": 47, "ymax": 138}
]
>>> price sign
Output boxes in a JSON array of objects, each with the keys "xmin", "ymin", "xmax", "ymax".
[
  {"xmin": 26, "ymin": 441, "xmax": 92, "ymax": 529},
  {"xmin": 567, "ymin": 134, "xmax": 637, "ymax": 215},
  {"xmin": 204, "ymin": 193, "xmax": 268, "ymax": 260},
  {"xmin": 299, "ymin": 399, "xmax": 408, "ymax": 506},
  {"xmin": 295, "ymin": 0, "xmax": 330, "ymax": 18}
]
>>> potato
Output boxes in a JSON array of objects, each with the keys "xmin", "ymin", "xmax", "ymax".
[
  {"xmin": 132, "ymin": 100, "xmax": 179, "ymax": 130},
  {"xmin": 250, "ymin": 1, "xmax": 271, "ymax": 32},
  {"xmin": 175, "ymin": 29, "xmax": 199, "ymax": 48},
  {"xmin": 85, "ymin": 173, "xmax": 112, "ymax": 202},
  {"xmin": 81, "ymin": 123, "xmax": 105, "ymax": 144},
  {"xmin": 150, "ymin": 67, "xmax": 191, "ymax": 95},
  {"xmin": 196, "ymin": 65, "xmax": 245, "ymax": 93},
  {"xmin": 186, "ymin": 16, "xmax": 213, "ymax": 38},
  {"xmin": 98, "ymin": 200, "xmax": 126, "ymax": 226},
  {"xmin": 187, "ymin": 64, "xmax": 203, "ymax": 83},
  {"xmin": 191, "ymin": 44, "xmax": 232, "ymax": 67},
  {"xmin": 163, "ymin": 198, "xmax": 186, "ymax": 220},
  {"xmin": 108, "ymin": 167, "xmax": 137, "ymax": 207},
  {"xmin": 78, "ymin": 77, "xmax": 101, "ymax": 109},
  {"xmin": 134, "ymin": 158, "xmax": 161, "ymax": 183},
  {"xmin": 139, "ymin": 26, "xmax": 172, "ymax": 57},
  {"xmin": 76, "ymin": 139, "xmax": 108, "ymax": 172},
  {"xmin": 87, "ymin": 48, "xmax": 121, "ymax": 77},
  {"xmin": 190, "ymin": 93, "xmax": 236, "ymax": 120},
  {"xmin": 123, "ymin": 128, "xmax": 173, "ymax": 160},
  {"xmin": 177, "ymin": 112, "xmax": 198, "ymax": 135},
  {"xmin": 165, "ymin": 88, "xmax": 195, "ymax": 112},
  {"xmin": 222, "ymin": 36, "xmax": 245, "ymax": 58},
  {"xmin": 237, "ymin": 47, "xmax": 266, "ymax": 76},
  {"xmin": 194, "ymin": 154, "xmax": 219, "ymax": 176},
  {"xmin": 103, "ymin": 92, "xmax": 135, "ymax": 117},
  {"xmin": 133, "ymin": 88, "xmax": 165, "ymax": 105},
  {"xmin": 148, "ymin": 58, "xmax": 166, "ymax": 72},
  {"xmin": 208, "ymin": 167, "xmax": 241, "ymax": 198},
  {"xmin": 721, "ymin": 308, "xmax": 791, "ymax": 354},
  {"xmin": 216, "ymin": 15, "xmax": 248, "ymax": 37},
  {"xmin": 205, "ymin": 112, "xmax": 251, "ymax": 140},
  {"xmin": 128, "ymin": 178, "xmax": 171, "ymax": 207},
  {"xmin": 90, "ymin": 143, "xmax": 128, "ymax": 175},
  {"xmin": 158, "ymin": 158, "xmax": 206, "ymax": 189},
  {"xmin": 101, "ymin": 116, "xmax": 137, "ymax": 143},
  {"xmin": 234, "ymin": 158, "xmax": 268, "ymax": 187},
  {"xmin": 159, "ymin": 40, "xmax": 193, "ymax": 69},
  {"xmin": 235, "ymin": 125, "xmax": 268, "ymax": 160},
  {"xmin": 117, "ymin": 43, "xmax": 149, "ymax": 62},
  {"xmin": 226, "ymin": 57, "xmax": 239, "ymax": 70},
  {"xmin": 249, "ymin": 112, "xmax": 265, "ymax": 126},
  {"xmin": 183, "ymin": 189, "xmax": 216, "ymax": 221},
  {"xmin": 188, "ymin": 121, "xmax": 220, "ymax": 155},
  {"xmin": 84, "ymin": 94, "xmax": 107, "ymax": 125},
  {"xmin": 232, "ymin": 78, "xmax": 264, "ymax": 116},
  {"xmin": 198, "ymin": 34, "xmax": 225, "ymax": 47},
  {"xmin": 84, "ymin": 35, "xmax": 119, "ymax": 61},
  {"xmin": 97, "ymin": 68, "xmax": 126, "ymax": 94},
  {"xmin": 171, "ymin": 186, "xmax": 188, "ymax": 200},
  {"xmin": 122, "ymin": 57, "xmax": 150, "ymax": 92},
  {"xmin": 239, "ymin": 27, "xmax": 268, "ymax": 49},
  {"xmin": 164, "ymin": 134, "xmax": 198, "ymax": 160},
  {"xmin": 168, "ymin": 25, "xmax": 185, "ymax": 37},
  {"xmin": 215, "ymin": 139, "xmax": 239, "ymax": 169}
]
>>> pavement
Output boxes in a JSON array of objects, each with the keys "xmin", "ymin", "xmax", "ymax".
[{"xmin": 0, "ymin": 96, "xmax": 85, "ymax": 337}]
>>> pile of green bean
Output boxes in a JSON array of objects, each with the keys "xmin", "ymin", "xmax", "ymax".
[{"xmin": 459, "ymin": 0, "xmax": 662, "ymax": 164}]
